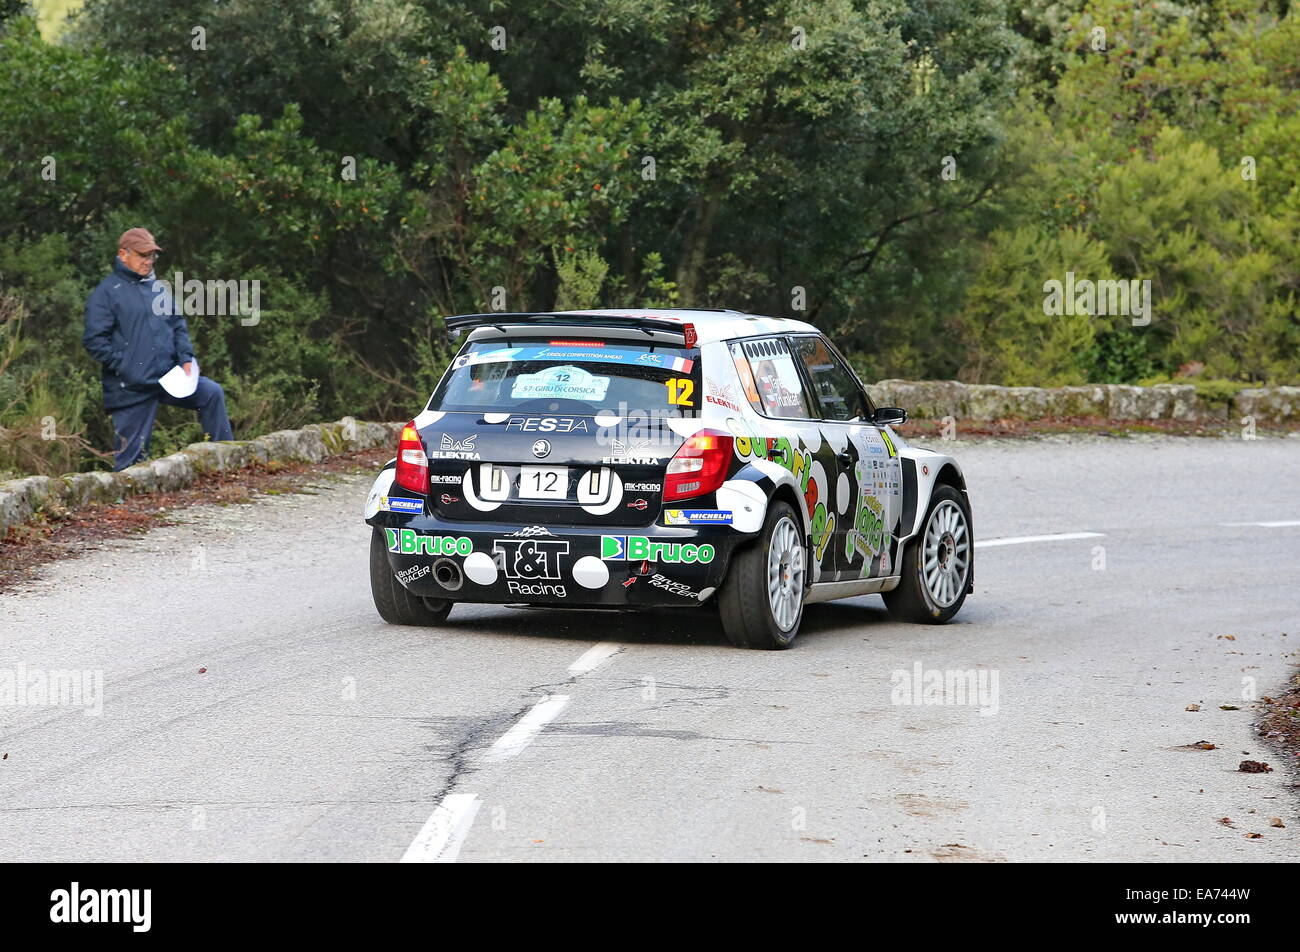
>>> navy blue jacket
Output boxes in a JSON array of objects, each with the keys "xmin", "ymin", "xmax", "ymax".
[{"xmin": 83, "ymin": 258, "xmax": 195, "ymax": 410}]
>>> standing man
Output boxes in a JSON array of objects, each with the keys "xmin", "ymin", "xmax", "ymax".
[{"xmin": 83, "ymin": 228, "xmax": 234, "ymax": 471}]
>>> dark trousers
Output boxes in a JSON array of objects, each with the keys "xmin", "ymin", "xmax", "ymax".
[{"xmin": 110, "ymin": 376, "xmax": 235, "ymax": 471}]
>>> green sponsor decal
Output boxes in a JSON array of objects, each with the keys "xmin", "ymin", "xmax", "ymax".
[
  {"xmin": 387, "ymin": 528, "xmax": 473, "ymax": 557},
  {"xmin": 600, "ymin": 535, "xmax": 715, "ymax": 564}
]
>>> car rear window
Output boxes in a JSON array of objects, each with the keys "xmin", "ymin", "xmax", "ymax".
[{"xmin": 432, "ymin": 338, "xmax": 701, "ymax": 415}]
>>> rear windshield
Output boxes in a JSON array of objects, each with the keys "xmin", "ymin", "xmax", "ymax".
[{"xmin": 431, "ymin": 338, "xmax": 701, "ymax": 416}]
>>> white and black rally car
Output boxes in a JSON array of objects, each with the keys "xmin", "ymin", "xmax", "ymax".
[{"xmin": 365, "ymin": 309, "xmax": 973, "ymax": 648}]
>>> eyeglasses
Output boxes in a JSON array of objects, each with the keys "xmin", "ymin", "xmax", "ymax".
[{"xmin": 134, "ymin": 250, "xmax": 161, "ymax": 260}]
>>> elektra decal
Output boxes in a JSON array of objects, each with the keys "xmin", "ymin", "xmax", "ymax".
[
  {"xmin": 429, "ymin": 433, "xmax": 479, "ymax": 460},
  {"xmin": 602, "ymin": 438, "xmax": 659, "ymax": 465}
]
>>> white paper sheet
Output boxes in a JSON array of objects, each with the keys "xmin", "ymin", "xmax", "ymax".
[{"xmin": 159, "ymin": 359, "xmax": 200, "ymax": 398}]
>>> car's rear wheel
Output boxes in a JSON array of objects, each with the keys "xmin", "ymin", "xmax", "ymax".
[
  {"xmin": 883, "ymin": 485, "xmax": 971, "ymax": 624},
  {"xmin": 719, "ymin": 500, "xmax": 805, "ymax": 649},
  {"xmin": 369, "ymin": 527, "xmax": 453, "ymax": 626}
]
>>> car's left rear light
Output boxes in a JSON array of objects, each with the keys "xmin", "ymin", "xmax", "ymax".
[
  {"xmin": 663, "ymin": 429, "xmax": 733, "ymax": 501},
  {"xmin": 394, "ymin": 422, "xmax": 428, "ymax": 494}
]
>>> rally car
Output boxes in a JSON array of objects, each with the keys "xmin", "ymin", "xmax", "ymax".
[{"xmin": 364, "ymin": 309, "xmax": 973, "ymax": 648}]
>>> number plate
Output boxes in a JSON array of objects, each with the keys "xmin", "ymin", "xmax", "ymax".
[{"xmin": 518, "ymin": 466, "xmax": 569, "ymax": 500}]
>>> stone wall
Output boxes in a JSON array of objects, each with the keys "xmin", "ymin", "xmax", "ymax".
[
  {"xmin": 865, "ymin": 380, "xmax": 1300, "ymax": 425},
  {"xmin": 0, "ymin": 418, "xmax": 401, "ymax": 541},
  {"xmin": 3, "ymin": 383, "xmax": 1298, "ymax": 540}
]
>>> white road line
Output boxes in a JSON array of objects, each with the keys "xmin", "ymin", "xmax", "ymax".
[
  {"xmin": 400, "ymin": 793, "xmax": 481, "ymax": 864},
  {"xmin": 974, "ymin": 532, "xmax": 1105, "ymax": 549},
  {"xmin": 568, "ymin": 641, "xmax": 622, "ymax": 674},
  {"xmin": 1221, "ymin": 520, "xmax": 1300, "ymax": 528},
  {"xmin": 485, "ymin": 694, "xmax": 570, "ymax": 763}
]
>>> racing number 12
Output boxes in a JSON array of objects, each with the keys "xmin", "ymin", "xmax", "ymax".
[{"xmin": 665, "ymin": 378, "xmax": 695, "ymax": 407}]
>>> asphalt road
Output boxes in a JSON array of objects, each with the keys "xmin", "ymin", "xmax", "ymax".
[{"xmin": 2, "ymin": 434, "xmax": 1298, "ymax": 862}]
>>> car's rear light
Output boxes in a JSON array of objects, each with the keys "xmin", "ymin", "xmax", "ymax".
[
  {"xmin": 682, "ymin": 323, "xmax": 697, "ymax": 349},
  {"xmin": 394, "ymin": 422, "xmax": 429, "ymax": 494},
  {"xmin": 663, "ymin": 429, "xmax": 733, "ymax": 501},
  {"xmin": 549, "ymin": 339, "xmax": 604, "ymax": 346}
]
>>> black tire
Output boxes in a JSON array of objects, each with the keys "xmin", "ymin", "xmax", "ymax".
[
  {"xmin": 883, "ymin": 485, "xmax": 971, "ymax": 624},
  {"xmin": 369, "ymin": 527, "xmax": 453, "ymax": 626},
  {"xmin": 718, "ymin": 500, "xmax": 806, "ymax": 649}
]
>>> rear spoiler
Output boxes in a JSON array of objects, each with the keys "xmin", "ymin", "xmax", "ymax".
[{"xmin": 444, "ymin": 312, "xmax": 699, "ymax": 346}]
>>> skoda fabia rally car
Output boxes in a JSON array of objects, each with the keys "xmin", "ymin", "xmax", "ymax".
[{"xmin": 365, "ymin": 309, "xmax": 973, "ymax": 648}]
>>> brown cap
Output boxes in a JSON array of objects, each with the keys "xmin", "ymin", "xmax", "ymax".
[{"xmin": 118, "ymin": 228, "xmax": 162, "ymax": 254}]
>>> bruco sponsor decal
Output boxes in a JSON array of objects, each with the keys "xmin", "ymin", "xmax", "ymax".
[
  {"xmin": 385, "ymin": 528, "xmax": 473, "ymax": 556},
  {"xmin": 600, "ymin": 535, "xmax": 715, "ymax": 564}
]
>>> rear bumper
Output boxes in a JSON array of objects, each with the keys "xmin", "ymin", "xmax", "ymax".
[{"xmin": 368, "ymin": 512, "xmax": 755, "ymax": 608}]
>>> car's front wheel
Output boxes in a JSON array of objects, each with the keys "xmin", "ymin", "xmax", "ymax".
[
  {"xmin": 369, "ymin": 527, "xmax": 453, "ymax": 626},
  {"xmin": 718, "ymin": 500, "xmax": 806, "ymax": 649},
  {"xmin": 883, "ymin": 485, "xmax": 971, "ymax": 623}
]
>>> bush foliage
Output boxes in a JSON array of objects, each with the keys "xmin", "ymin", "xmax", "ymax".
[{"xmin": 1, "ymin": 0, "xmax": 1296, "ymax": 476}]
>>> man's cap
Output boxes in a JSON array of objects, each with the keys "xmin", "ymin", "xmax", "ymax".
[{"xmin": 118, "ymin": 228, "xmax": 162, "ymax": 254}]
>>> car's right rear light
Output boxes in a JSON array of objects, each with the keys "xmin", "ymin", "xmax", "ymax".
[
  {"xmin": 663, "ymin": 429, "xmax": 733, "ymax": 501},
  {"xmin": 393, "ymin": 422, "xmax": 429, "ymax": 494}
]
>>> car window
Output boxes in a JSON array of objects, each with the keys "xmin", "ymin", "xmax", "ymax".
[
  {"xmin": 793, "ymin": 335, "xmax": 867, "ymax": 422},
  {"xmin": 730, "ymin": 338, "xmax": 814, "ymax": 419},
  {"xmin": 432, "ymin": 339, "xmax": 700, "ymax": 415}
]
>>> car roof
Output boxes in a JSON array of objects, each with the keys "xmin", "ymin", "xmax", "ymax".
[{"xmin": 540, "ymin": 308, "xmax": 821, "ymax": 345}]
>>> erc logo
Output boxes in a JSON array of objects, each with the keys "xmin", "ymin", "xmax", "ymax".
[{"xmin": 601, "ymin": 535, "xmax": 715, "ymax": 564}]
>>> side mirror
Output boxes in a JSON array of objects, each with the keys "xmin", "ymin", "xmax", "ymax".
[{"xmin": 871, "ymin": 407, "xmax": 907, "ymax": 426}]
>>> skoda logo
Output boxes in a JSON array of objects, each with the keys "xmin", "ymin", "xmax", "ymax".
[{"xmin": 531, "ymin": 439, "xmax": 551, "ymax": 459}]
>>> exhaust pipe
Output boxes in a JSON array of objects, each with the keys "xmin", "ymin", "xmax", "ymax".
[{"xmin": 433, "ymin": 558, "xmax": 463, "ymax": 592}]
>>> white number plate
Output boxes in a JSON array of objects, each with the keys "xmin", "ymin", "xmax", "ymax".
[{"xmin": 518, "ymin": 466, "xmax": 569, "ymax": 500}]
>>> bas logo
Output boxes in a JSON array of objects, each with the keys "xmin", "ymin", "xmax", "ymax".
[
  {"xmin": 601, "ymin": 535, "xmax": 715, "ymax": 564},
  {"xmin": 441, "ymin": 433, "xmax": 476, "ymax": 452}
]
